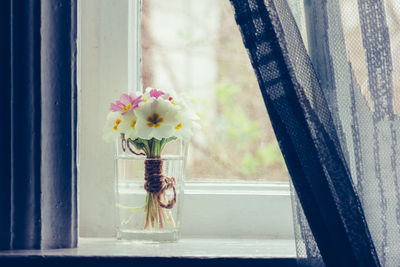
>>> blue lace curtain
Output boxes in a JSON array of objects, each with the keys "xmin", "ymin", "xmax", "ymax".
[{"xmin": 230, "ymin": 0, "xmax": 400, "ymax": 266}]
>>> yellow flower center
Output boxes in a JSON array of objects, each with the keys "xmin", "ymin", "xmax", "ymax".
[
  {"xmin": 175, "ymin": 123, "xmax": 182, "ymax": 130},
  {"xmin": 121, "ymin": 104, "xmax": 132, "ymax": 111},
  {"xmin": 113, "ymin": 118, "xmax": 122, "ymax": 131},
  {"xmin": 146, "ymin": 113, "xmax": 164, "ymax": 128},
  {"xmin": 171, "ymin": 100, "xmax": 176, "ymax": 105},
  {"xmin": 130, "ymin": 120, "xmax": 136, "ymax": 130}
]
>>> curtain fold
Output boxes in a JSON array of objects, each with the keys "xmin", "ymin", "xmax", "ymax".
[
  {"xmin": 0, "ymin": 0, "xmax": 77, "ymax": 250},
  {"xmin": 230, "ymin": 0, "xmax": 381, "ymax": 266},
  {"xmin": 303, "ymin": 1, "xmax": 400, "ymax": 266}
]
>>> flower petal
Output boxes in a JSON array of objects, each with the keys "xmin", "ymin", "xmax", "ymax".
[
  {"xmin": 128, "ymin": 92, "xmax": 137, "ymax": 103},
  {"xmin": 150, "ymin": 89, "xmax": 165, "ymax": 99},
  {"xmin": 119, "ymin": 93, "xmax": 131, "ymax": 105},
  {"xmin": 109, "ymin": 103, "xmax": 122, "ymax": 112}
]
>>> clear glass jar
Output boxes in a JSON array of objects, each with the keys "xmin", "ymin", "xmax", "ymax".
[{"xmin": 114, "ymin": 137, "xmax": 187, "ymax": 242}]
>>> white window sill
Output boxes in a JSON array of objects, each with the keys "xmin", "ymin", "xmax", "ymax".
[
  {"xmin": 0, "ymin": 237, "xmax": 296, "ymax": 258},
  {"xmin": 181, "ymin": 181, "xmax": 294, "ymax": 239},
  {"xmin": 79, "ymin": 181, "xmax": 295, "ymax": 239}
]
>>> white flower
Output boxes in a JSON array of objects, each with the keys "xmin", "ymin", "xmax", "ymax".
[
  {"xmin": 105, "ymin": 88, "xmax": 200, "ymax": 144},
  {"xmin": 171, "ymin": 108, "xmax": 200, "ymax": 141},
  {"xmin": 135, "ymin": 97, "xmax": 179, "ymax": 140},
  {"xmin": 119, "ymin": 111, "xmax": 138, "ymax": 140},
  {"xmin": 103, "ymin": 111, "xmax": 123, "ymax": 141}
]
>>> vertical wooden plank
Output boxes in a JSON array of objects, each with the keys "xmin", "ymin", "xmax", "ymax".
[
  {"xmin": 10, "ymin": 0, "xmax": 42, "ymax": 249},
  {"xmin": 0, "ymin": 0, "xmax": 11, "ymax": 250},
  {"xmin": 0, "ymin": 0, "xmax": 77, "ymax": 250},
  {"xmin": 40, "ymin": 0, "xmax": 78, "ymax": 249}
]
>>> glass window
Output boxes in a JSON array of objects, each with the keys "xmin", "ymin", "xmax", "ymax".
[{"xmin": 141, "ymin": 0, "xmax": 288, "ymax": 181}]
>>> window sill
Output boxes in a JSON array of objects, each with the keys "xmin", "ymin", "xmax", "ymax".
[
  {"xmin": 79, "ymin": 181, "xmax": 295, "ymax": 239},
  {"xmin": 0, "ymin": 238, "xmax": 297, "ymax": 266}
]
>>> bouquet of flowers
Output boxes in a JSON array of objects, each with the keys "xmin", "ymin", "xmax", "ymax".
[{"xmin": 105, "ymin": 87, "xmax": 199, "ymax": 230}]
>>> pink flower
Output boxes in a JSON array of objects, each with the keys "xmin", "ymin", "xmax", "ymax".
[
  {"xmin": 110, "ymin": 92, "xmax": 142, "ymax": 114},
  {"xmin": 149, "ymin": 89, "xmax": 165, "ymax": 99}
]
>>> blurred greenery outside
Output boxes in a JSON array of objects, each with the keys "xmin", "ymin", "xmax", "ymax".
[{"xmin": 142, "ymin": 0, "xmax": 288, "ymax": 181}]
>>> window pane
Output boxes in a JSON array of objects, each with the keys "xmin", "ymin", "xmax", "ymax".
[{"xmin": 142, "ymin": 0, "xmax": 288, "ymax": 181}]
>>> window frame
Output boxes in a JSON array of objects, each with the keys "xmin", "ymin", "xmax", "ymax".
[{"xmin": 78, "ymin": 0, "xmax": 294, "ymax": 240}]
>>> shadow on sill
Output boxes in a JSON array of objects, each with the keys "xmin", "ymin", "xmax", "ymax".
[
  {"xmin": 0, "ymin": 256, "xmax": 297, "ymax": 267},
  {"xmin": 0, "ymin": 238, "xmax": 297, "ymax": 266}
]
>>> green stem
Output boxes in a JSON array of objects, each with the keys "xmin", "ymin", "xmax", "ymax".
[{"xmin": 149, "ymin": 138, "xmax": 161, "ymax": 158}]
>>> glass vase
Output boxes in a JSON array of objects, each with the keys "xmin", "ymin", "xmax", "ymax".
[{"xmin": 114, "ymin": 137, "xmax": 187, "ymax": 242}]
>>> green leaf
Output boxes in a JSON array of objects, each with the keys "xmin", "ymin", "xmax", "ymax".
[{"xmin": 129, "ymin": 138, "xmax": 149, "ymax": 156}]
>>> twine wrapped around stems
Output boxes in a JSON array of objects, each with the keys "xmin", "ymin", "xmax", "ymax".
[{"xmin": 144, "ymin": 159, "xmax": 177, "ymax": 209}]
